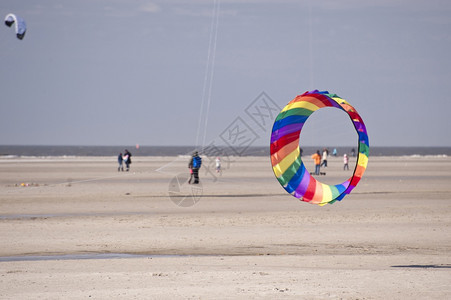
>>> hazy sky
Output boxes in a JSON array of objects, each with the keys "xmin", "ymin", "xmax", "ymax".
[{"xmin": 1, "ymin": 0, "xmax": 450, "ymax": 147}]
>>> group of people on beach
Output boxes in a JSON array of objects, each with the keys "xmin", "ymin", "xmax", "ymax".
[
  {"xmin": 115, "ymin": 147, "xmax": 352, "ymax": 179},
  {"xmin": 115, "ymin": 149, "xmax": 222, "ymax": 184},
  {"xmin": 310, "ymin": 149, "xmax": 328, "ymax": 176},
  {"xmin": 310, "ymin": 148, "xmax": 354, "ymax": 175},
  {"xmin": 117, "ymin": 149, "xmax": 132, "ymax": 172}
]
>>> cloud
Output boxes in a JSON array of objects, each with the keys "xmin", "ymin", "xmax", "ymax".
[
  {"xmin": 173, "ymin": 6, "xmax": 236, "ymax": 18},
  {"xmin": 140, "ymin": 2, "xmax": 161, "ymax": 13},
  {"xmin": 101, "ymin": 1, "xmax": 161, "ymax": 17}
]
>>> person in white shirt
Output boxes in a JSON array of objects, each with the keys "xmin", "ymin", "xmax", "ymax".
[
  {"xmin": 320, "ymin": 148, "xmax": 329, "ymax": 168},
  {"xmin": 215, "ymin": 157, "xmax": 222, "ymax": 174}
]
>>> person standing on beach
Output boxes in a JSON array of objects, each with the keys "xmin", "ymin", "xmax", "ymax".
[
  {"xmin": 320, "ymin": 148, "xmax": 329, "ymax": 168},
  {"xmin": 215, "ymin": 157, "xmax": 222, "ymax": 174},
  {"xmin": 123, "ymin": 149, "xmax": 132, "ymax": 171},
  {"xmin": 117, "ymin": 152, "xmax": 124, "ymax": 172},
  {"xmin": 188, "ymin": 151, "xmax": 202, "ymax": 184},
  {"xmin": 311, "ymin": 150, "xmax": 321, "ymax": 175},
  {"xmin": 343, "ymin": 153, "xmax": 349, "ymax": 170}
]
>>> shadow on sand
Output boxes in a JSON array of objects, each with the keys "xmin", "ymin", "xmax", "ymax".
[{"xmin": 392, "ymin": 264, "xmax": 451, "ymax": 269}]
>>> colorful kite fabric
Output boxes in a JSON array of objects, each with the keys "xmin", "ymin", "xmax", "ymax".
[{"xmin": 270, "ymin": 90, "xmax": 369, "ymax": 206}]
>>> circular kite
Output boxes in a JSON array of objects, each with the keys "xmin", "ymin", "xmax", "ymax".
[{"xmin": 270, "ymin": 90, "xmax": 369, "ymax": 206}]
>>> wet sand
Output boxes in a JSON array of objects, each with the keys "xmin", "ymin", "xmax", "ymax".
[{"xmin": 0, "ymin": 155, "xmax": 450, "ymax": 299}]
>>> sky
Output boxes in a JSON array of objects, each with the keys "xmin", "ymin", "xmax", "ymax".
[{"xmin": 1, "ymin": 0, "xmax": 450, "ymax": 148}]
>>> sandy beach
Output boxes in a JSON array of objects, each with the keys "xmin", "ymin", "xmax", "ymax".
[{"xmin": 0, "ymin": 155, "xmax": 450, "ymax": 299}]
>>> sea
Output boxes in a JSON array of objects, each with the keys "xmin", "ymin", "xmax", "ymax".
[{"xmin": 0, "ymin": 145, "xmax": 450, "ymax": 157}]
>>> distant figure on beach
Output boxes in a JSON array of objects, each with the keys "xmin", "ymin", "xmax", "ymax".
[
  {"xmin": 343, "ymin": 153, "xmax": 349, "ymax": 170},
  {"xmin": 311, "ymin": 150, "xmax": 321, "ymax": 175},
  {"xmin": 188, "ymin": 151, "xmax": 202, "ymax": 184},
  {"xmin": 321, "ymin": 148, "xmax": 329, "ymax": 168},
  {"xmin": 117, "ymin": 152, "xmax": 124, "ymax": 172},
  {"xmin": 123, "ymin": 149, "xmax": 132, "ymax": 171},
  {"xmin": 332, "ymin": 148, "xmax": 337, "ymax": 157},
  {"xmin": 299, "ymin": 147, "xmax": 303, "ymax": 157},
  {"xmin": 351, "ymin": 148, "xmax": 356, "ymax": 157},
  {"xmin": 215, "ymin": 157, "xmax": 222, "ymax": 174}
]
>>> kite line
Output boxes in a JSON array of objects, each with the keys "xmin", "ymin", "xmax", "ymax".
[{"xmin": 195, "ymin": 0, "xmax": 221, "ymax": 151}]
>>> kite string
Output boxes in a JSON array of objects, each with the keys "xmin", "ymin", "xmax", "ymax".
[
  {"xmin": 308, "ymin": 1, "xmax": 314, "ymax": 89},
  {"xmin": 201, "ymin": 0, "xmax": 220, "ymax": 151},
  {"xmin": 195, "ymin": 0, "xmax": 220, "ymax": 150}
]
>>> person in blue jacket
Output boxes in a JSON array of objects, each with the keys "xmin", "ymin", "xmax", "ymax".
[{"xmin": 188, "ymin": 151, "xmax": 202, "ymax": 184}]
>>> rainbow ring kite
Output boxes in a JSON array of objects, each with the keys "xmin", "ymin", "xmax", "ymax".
[{"xmin": 270, "ymin": 90, "xmax": 369, "ymax": 206}]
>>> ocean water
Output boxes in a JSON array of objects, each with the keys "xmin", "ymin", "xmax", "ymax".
[{"xmin": 0, "ymin": 145, "xmax": 450, "ymax": 157}]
